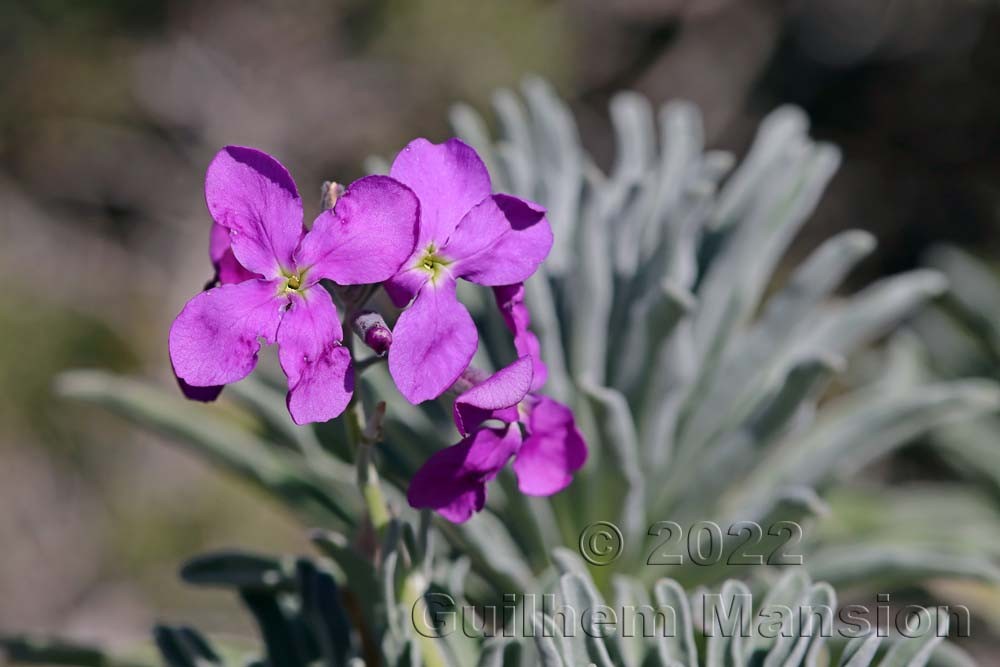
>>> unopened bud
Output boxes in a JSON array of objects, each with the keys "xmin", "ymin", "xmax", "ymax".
[
  {"xmin": 320, "ymin": 181, "xmax": 345, "ymax": 210},
  {"xmin": 352, "ymin": 310, "xmax": 392, "ymax": 356}
]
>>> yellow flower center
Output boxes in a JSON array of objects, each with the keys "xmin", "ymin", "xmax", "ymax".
[
  {"xmin": 281, "ymin": 269, "xmax": 307, "ymax": 293},
  {"xmin": 415, "ymin": 244, "xmax": 452, "ymax": 284}
]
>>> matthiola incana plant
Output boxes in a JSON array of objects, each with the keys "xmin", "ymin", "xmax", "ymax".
[
  {"xmin": 170, "ymin": 138, "xmax": 585, "ymax": 522},
  {"xmin": 24, "ymin": 79, "xmax": 998, "ymax": 667}
]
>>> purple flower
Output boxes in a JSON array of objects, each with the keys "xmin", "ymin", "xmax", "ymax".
[
  {"xmin": 209, "ymin": 221, "xmax": 256, "ymax": 286},
  {"xmin": 169, "ymin": 146, "xmax": 418, "ymax": 424},
  {"xmin": 493, "ymin": 283, "xmax": 547, "ymax": 391},
  {"xmin": 407, "ymin": 356, "xmax": 587, "ymax": 523},
  {"xmin": 384, "ymin": 138, "xmax": 553, "ymax": 404}
]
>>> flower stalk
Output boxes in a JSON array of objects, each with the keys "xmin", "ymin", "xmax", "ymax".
[
  {"xmin": 399, "ymin": 570, "xmax": 448, "ymax": 667},
  {"xmin": 349, "ymin": 400, "xmax": 391, "ymax": 534}
]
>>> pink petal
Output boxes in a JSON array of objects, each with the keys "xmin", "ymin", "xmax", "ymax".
[
  {"xmin": 388, "ymin": 278, "xmax": 476, "ymax": 404},
  {"xmin": 407, "ymin": 426, "xmax": 522, "ymax": 523},
  {"xmin": 512, "ymin": 396, "xmax": 587, "ymax": 496},
  {"xmin": 453, "ymin": 356, "xmax": 533, "ymax": 436},
  {"xmin": 210, "ymin": 222, "xmax": 258, "ymax": 285},
  {"xmin": 209, "ymin": 221, "xmax": 230, "ymax": 265},
  {"xmin": 296, "ymin": 175, "xmax": 418, "ymax": 285},
  {"xmin": 494, "ymin": 284, "xmax": 548, "ymax": 391},
  {"xmin": 390, "ymin": 138, "xmax": 492, "ymax": 247},
  {"xmin": 205, "ymin": 146, "xmax": 304, "ymax": 279},
  {"xmin": 217, "ymin": 247, "xmax": 257, "ymax": 285},
  {"xmin": 384, "ymin": 266, "xmax": 430, "ymax": 308},
  {"xmin": 174, "ymin": 367, "xmax": 224, "ymax": 402},
  {"xmin": 277, "ymin": 286, "xmax": 353, "ymax": 424},
  {"xmin": 169, "ymin": 279, "xmax": 284, "ymax": 387},
  {"xmin": 445, "ymin": 195, "xmax": 553, "ymax": 286}
]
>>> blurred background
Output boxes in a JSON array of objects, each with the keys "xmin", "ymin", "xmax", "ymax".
[{"xmin": 2, "ymin": 0, "xmax": 999, "ymax": 649}]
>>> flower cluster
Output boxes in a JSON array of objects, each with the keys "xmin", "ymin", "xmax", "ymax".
[{"xmin": 169, "ymin": 139, "xmax": 587, "ymax": 521}]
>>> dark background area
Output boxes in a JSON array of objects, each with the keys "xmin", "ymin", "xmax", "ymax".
[{"xmin": 1, "ymin": 0, "xmax": 998, "ymax": 644}]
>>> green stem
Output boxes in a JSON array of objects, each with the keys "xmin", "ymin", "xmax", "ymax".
[
  {"xmin": 338, "ymin": 291, "xmax": 444, "ymax": 666},
  {"xmin": 342, "ymin": 303, "xmax": 392, "ymax": 534},
  {"xmin": 355, "ymin": 421, "xmax": 391, "ymax": 533},
  {"xmin": 363, "ymin": 478, "xmax": 391, "ymax": 533},
  {"xmin": 400, "ymin": 571, "xmax": 449, "ymax": 667},
  {"xmin": 354, "ymin": 354, "xmax": 386, "ymax": 374}
]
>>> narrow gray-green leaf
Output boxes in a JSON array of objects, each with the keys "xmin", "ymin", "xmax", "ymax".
[
  {"xmin": 56, "ymin": 370, "xmax": 360, "ymax": 526},
  {"xmin": 531, "ymin": 614, "xmax": 567, "ymax": 667},
  {"xmin": 653, "ymin": 579, "xmax": 698, "ymax": 667},
  {"xmin": 838, "ymin": 634, "xmax": 882, "ymax": 667},
  {"xmin": 582, "ymin": 383, "xmax": 646, "ymax": 553},
  {"xmin": 879, "ymin": 608, "xmax": 947, "ymax": 667}
]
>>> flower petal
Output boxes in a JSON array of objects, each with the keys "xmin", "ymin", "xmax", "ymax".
[
  {"xmin": 512, "ymin": 396, "xmax": 587, "ymax": 496},
  {"xmin": 388, "ymin": 278, "xmax": 476, "ymax": 404},
  {"xmin": 296, "ymin": 175, "xmax": 419, "ymax": 285},
  {"xmin": 494, "ymin": 283, "xmax": 547, "ymax": 391},
  {"xmin": 407, "ymin": 426, "xmax": 521, "ymax": 523},
  {"xmin": 205, "ymin": 146, "xmax": 304, "ymax": 278},
  {"xmin": 174, "ymin": 371, "xmax": 224, "ymax": 402},
  {"xmin": 217, "ymin": 247, "xmax": 258, "ymax": 285},
  {"xmin": 446, "ymin": 194, "xmax": 553, "ymax": 286},
  {"xmin": 277, "ymin": 286, "xmax": 353, "ymax": 424},
  {"xmin": 210, "ymin": 222, "xmax": 258, "ymax": 285},
  {"xmin": 390, "ymin": 138, "xmax": 492, "ymax": 246},
  {"xmin": 169, "ymin": 279, "xmax": 284, "ymax": 387},
  {"xmin": 209, "ymin": 221, "xmax": 230, "ymax": 265},
  {"xmin": 453, "ymin": 356, "xmax": 533, "ymax": 436},
  {"xmin": 384, "ymin": 266, "xmax": 429, "ymax": 308}
]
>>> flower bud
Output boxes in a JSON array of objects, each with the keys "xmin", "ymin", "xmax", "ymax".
[
  {"xmin": 352, "ymin": 310, "xmax": 392, "ymax": 356},
  {"xmin": 320, "ymin": 181, "xmax": 345, "ymax": 210}
]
